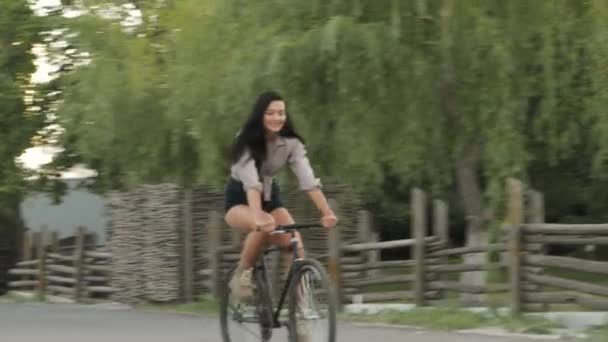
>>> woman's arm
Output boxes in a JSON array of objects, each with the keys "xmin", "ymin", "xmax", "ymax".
[
  {"xmin": 307, "ymin": 189, "xmax": 332, "ymax": 215},
  {"xmin": 287, "ymin": 140, "xmax": 337, "ymax": 228},
  {"xmin": 246, "ymin": 189, "xmax": 276, "ymax": 232},
  {"xmin": 246, "ymin": 189, "xmax": 263, "ymax": 211},
  {"xmin": 307, "ymin": 189, "xmax": 337, "ymax": 228},
  {"xmin": 233, "ymin": 150, "xmax": 275, "ymax": 231}
]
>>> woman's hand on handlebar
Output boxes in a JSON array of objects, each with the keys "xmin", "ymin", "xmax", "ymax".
[{"xmin": 320, "ymin": 210, "xmax": 337, "ymax": 229}]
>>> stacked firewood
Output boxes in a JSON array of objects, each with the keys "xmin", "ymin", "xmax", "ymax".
[
  {"xmin": 106, "ymin": 181, "xmax": 361, "ymax": 302},
  {"xmin": 191, "ymin": 185, "xmax": 224, "ymax": 294},
  {"xmin": 107, "ymin": 190, "xmax": 146, "ymax": 303},
  {"xmin": 140, "ymin": 184, "xmax": 181, "ymax": 302}
]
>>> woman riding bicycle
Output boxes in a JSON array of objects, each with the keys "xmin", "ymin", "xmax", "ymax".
[{"xmin": 224, "ymin": 90, "xmax": 338, "ymax": 303}]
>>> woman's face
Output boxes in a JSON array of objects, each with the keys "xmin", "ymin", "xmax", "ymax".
[{"xmin": 263, "ymin": 100, "xmax": 286, "ymax": 135}]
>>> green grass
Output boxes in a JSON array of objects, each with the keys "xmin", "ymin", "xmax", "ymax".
[
  {"xmin": 141, "ymin": 298, "xmax": 562, "ymax": 335},
  {"xmin": 343, "ymin": 307, "xmax": 562, "ymax": 334},
  {"xmin": 0, "ymin": 291, "xmax": 45, "ymax": 303},
  {"xmin": 4, "ymin": 291, "xmax": 564, "ymax": 335},
  {"xmin": 587, "ymin": 325, "xmax": 608, "ymax": 342}
]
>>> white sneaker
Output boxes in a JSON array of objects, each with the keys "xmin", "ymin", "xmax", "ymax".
[{"xmin": 229, "ymin": 268, "xmax": 254, "ymax": 303}]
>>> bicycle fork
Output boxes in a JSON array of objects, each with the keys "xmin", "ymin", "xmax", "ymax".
[{"xmin": 272, "ymin": 263, "xmax": 296, "ymax": 327}]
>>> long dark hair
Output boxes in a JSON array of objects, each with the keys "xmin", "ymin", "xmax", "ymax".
[{"xmin": 231, "ymin": 91, "xmax": 305, "ymax": 170}]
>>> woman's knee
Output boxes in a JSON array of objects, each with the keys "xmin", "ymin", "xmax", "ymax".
[
  {"xmin": 224, "ymin": 205, "xmax": 257, "ymax": 232},
  {"xmin": 270, "ymin": 207, "xmax": 295, "ymax": 226}
]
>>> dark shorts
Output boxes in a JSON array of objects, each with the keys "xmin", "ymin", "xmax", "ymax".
[{"xmin": 224, "ymin": 178, "xmax": 284, "ymax": 213}]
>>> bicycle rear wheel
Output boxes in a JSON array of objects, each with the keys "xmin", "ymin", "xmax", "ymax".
[
  {"xmin": 288, "ymin": 259, "xmax": 337, "ymax": 342},
  {"xmin": 220, "ymin": 267, "xmax": 273, "ymax": 342}
]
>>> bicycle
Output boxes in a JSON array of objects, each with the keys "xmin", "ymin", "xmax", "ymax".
[{"xmin": 220, "ymin": 223, "xmax": 337, "ymax": 342}]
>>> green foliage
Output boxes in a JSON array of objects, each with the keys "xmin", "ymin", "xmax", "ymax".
[
  {"xmin": 0, "ymin": 0, "xmax": 46, "ymax": 252},
  {"xmin": 0, "ymin": 0, "xmax": 44, "ymax": 205},
  {"xmin": 48, "ymin": 1, "xmax": 608, "ymax": 232}
]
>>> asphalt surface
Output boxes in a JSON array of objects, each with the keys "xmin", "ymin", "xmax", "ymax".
[{"xmin": 0, "ymin": 302, "xmax": 567, "ymax": 342}]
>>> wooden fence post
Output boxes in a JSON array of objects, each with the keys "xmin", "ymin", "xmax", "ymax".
[
  {"xmin": 89, "ymin": 232, "xmax": 98, "ymax": 249},
  {"xmin": 433, "ymin": 199, "xmax": 449, "ymax": 300},
  {"xmin": 528, "ymin": 190, "xmax": 545, "ymax": 250},
  {"xmin": 37, "ymin": 226, "xmax": 48, "ymax": 300},
  {"xmin": 370, "ymin": 230, "xmax": 380, "ymax": 277},
  {"xmin": 433, "ymin": 200, "xmax": 449, "ymax": 244},
  {"xmin": 22, "ymin": 230, "xmax": 32, "ymax": 261},
  {"xmin": 50, "ymin": 231, "xmax": 59, "ymax": 253},
  {"xmin": 21, "ymin": 231, "xmax": 33, "ymax": 290},
  {"xmin": 527, "ymin": 190, "xmax": 547, "ymax": 310},
  {"xmin": 74, "ymin": 226, "xmax": 86, "ymax": 302},
  {"xmin": 357, "ymin": 210, "xmax": 376, "ymax": 278},
  {"xmin": 327, "ymin": 199, "xmax": 342, "ymax": 308},
  {"xmin": 207, "ymin": 211, "xmax": 222, "ymax": 297},
  {"xmin": 182, "ymin": 189, "xmax": 194, "ymax": 302},
  {"xmin": 507, "ymin": 178, "xmax": 523, "ymax": 315},
  {"xmin": 412, "ymin": 188, "xmax": 427, "ymax": 307}
]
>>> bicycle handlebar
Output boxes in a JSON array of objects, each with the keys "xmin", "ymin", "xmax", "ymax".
[{"xmin": 270, "ymin": 223, "xmax": 321, "ymax": 235}]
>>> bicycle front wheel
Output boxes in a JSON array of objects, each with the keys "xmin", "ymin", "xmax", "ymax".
[
  {"xmin": 288, "ymin": 259, "xmax": 337, "ymax": 342},
  {"xmin": 220, "ymin": 267, "xmax": 272, "ymax": 342}
]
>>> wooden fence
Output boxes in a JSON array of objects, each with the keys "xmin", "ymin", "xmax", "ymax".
[
  {"xmin": 7, "ymin": 226, "xmax": 114, "ymax": 302},
  {"xmin": 200, "ymin": 189, "xmax": 509, "ymax": 307},
  {"xmin": 516, "ymin": 222, "xmax": 608, "ymax": 311},
  {"xmin": 199, "ymin": 180, "xmax": 608, "ymax": 313},
  {"xmin": 504, "ymin": 178, "xmax": 608, "ymax": 313},
  {"xmin": 8, "ymin": 179, "xmax": 608, "ymax": 313},
  {"xmin": 0, "ymin": 242, "xmax": 11, "ymax": 293}
]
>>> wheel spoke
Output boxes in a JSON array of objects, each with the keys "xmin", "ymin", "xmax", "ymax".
[{"xmin": 290, "ymin": 261, "xmax": 336, "ymax": 342}]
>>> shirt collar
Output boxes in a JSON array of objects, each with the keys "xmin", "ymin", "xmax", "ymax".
[
  {"xmin": 276, "ymin": 136, "xmax": 287, "ymax": 147},
  {"xmin": 267, "ymin": 135, "xmax": 287, "ymax": 148}
]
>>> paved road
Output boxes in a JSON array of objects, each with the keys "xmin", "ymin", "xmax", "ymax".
[{"xmin": 0, "ymin": 303, "xmax": 566, "ymax": 342}]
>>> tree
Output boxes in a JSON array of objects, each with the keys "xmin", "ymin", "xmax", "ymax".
[
  {"xmin": 0, "ymin": 0, "xmax": 45, "ymax": 270},
  {"xmin": 51, "ymin": 0, "xmax": 608, "ymax": 302}
]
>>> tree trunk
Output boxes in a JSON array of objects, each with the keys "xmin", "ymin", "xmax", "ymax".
[
  {"xmin": 437, "ymin": 0, "xmax": 487, "ymax": 306},
  {"xmin": 0, "ymin": 195, "xmax": 24, "ymax": 294},
  {"xmin": 455, "ymin": 142, "xmax": 487, "ymax": 306}
]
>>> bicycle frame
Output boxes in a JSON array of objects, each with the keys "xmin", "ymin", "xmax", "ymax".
[{"xmin": 256, "ymin": 223, "xmax": 318, "ymax": 328}]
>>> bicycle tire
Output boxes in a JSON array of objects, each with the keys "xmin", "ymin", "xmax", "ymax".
[
  {"xmin": 288, "ymin": 259, "xmax": 337, "ymax": 342},
  {"xmin": 255, "ymin": 264, "xmax": 275, "ymax": 341},
  {"xmin": 219, "ymin": 266, "xmax": 274, "ymax": 342},
  {"xmin": 219, "ymin": 266, "xmax": 237, "ymax": 342}
]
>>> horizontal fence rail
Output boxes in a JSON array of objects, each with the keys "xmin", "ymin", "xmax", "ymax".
[
  {"xmin": 8, "ymin": 226, "xmax": 114, "ymax": 302},
  {"xmin": 8, "ymin": 180, "xmax": 608, "ymax": 315}
]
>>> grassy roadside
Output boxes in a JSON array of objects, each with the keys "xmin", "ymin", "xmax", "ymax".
[
  {"xmin": 137, "ymin": 296, "xmax": 563, "ymax": 335},
  {"xmin": 0, "ymin": 291, "xmax": 45, "ymax": 303},
  {"xmin": 342, "ymin": 307, "xmax": 563, "ymax": 334},
  {"xmin": 587, "ymin": 325, "xmax": 608, "ymax": 342},
  {"xmin": 9, "ymin": 291, "xmax": 606, "ymax": 339},
  {"xmin": 136, "ymin": 295, "xmax": 219, "ymax": 315}
]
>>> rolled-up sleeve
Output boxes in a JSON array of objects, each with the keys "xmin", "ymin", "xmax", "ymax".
[
  {"xmin": 288, "ymin": 141, "xmax": 321, "ymax": 191},
  {"xmin": 231, "ymin": 150, "xmax": 263, "ymax": 192}
]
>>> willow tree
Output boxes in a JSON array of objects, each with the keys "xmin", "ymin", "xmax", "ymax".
[
  {"xmin": 0, "ymin": 0, "xmax": 44, "ymax": 255},
  {"xmin": 54, "ymin": 0, "xmax": 608, "ymax": 301}
]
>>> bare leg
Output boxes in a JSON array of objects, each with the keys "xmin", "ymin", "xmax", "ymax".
[
  {"xmin": 225, "ymin": 205, "xmax": 273, "ymax": 270},
  {"xmin": 268, "ymin": 208, "xmax": 311, "ymax": 340},
  {"xmin": 268, "ymin": 208, "xmax": 305, "ymax": 273}
]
